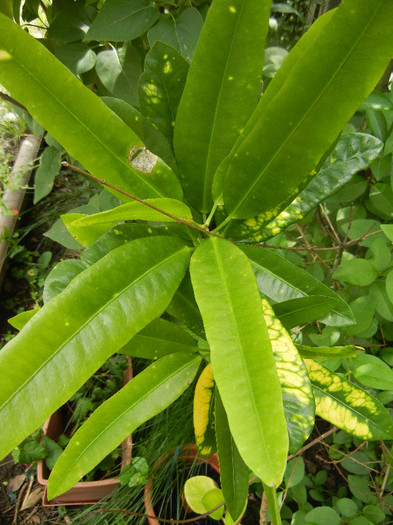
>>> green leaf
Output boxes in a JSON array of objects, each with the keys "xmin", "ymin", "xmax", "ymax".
[
  {"xmin": 43, "ymin": 259, "xmax": 87, "ymax": 303},
  {"xmin": 174, "ymin": 0, "xmax": 271, "ymax": 213},
  {"xmin": 219, "ymin": 1, "xmax": 393, "ymax": 219},
  {"xmin": 239, "ymin": 133, "xmax": 382, "ymax": 241},
  {"xmin": 148, "ymin": 8, "xmax": 204, "ymax": 63},
  {"xmin": 62, "ymin": 198, "xmax": 194, "ymax": 246},
  {"xmin": 193, "ymin": 363, "xmax": 216, "ymax": 457},
  {"xmin": 304, "ymin": 507, "xmax": 341, "ymax": 525},
  {"xmin": 215, "ymin": 392, "xmax": 249, "ymax": 522},
  {"xmin": 241, "ymin": 246, "xmax": 354, "ymax": 326},
  {"xmin": 0, "ymin": 0, "xmax": 13, "ymax": 18},
  {"xmin": 42, "ymin": 435, "xmax": 63, "ymax": 471},
  {"xmin": 0, "ymin": 236, "xmax": 191, "ymax": 461},
  {"xmin": 55, "ymin": 43, "xmax": 96, "ymax": 76},
  {"xmin": 95, "ymin": 43, "xmax": 142, "ymax": 107},
  {"xmin": 336, "ymin": 497, "xmax": 358, "ymax": 518},
  {"xmin": 48, "ymin": 352, "xmax": 201, "ymax": 498},
  {"xmin": 33, "ymin": 146, "xmax": 62, "ymax": 204},
  {"xmin": 273, "ymin": 295, "xmax": 340, "ymax": 330},
  {"xmin": 102, "ymin": 96, "xmax": 177, "ymax": 170},
  {"xmin": 167, "ymin": 273, "xmax": 205, "ymax": 338},
  {"xmin": 367, "ymin": 183, "xmax": 393, "ymax": 219},
  {"xmin": 85, "ymin": 0, "xmax": 159, "ymax": 42},
  {"xmin": 263, "ymin": 299, "xmax": 314, "ymax": 454},
  {"xmin": 296, "ymin": 344, "xmax": 358, "ymax": 360},
  {"xmin": 119, "ymin": 318, "xmax": 198, "ymax": 360},
  {"xmin": 8, "ymin": 308, "xmax": 40, "ymax": 330},
  {"xmin": 190, "ymin": 237, "xmax": 288, "ymax": 486},
  {"xmin": 62, "ymin": 213, "xmax": 112, "ymax": 247},
  {"xmin": 284, "ymin": 457, "xmax": 305, "ymax": 488},
  {"xmin": 352, "ymin": 352, "xmax": 393, "ymax": 391},
  {"xmin": 305, "ymin": 359, "xmax": 393, "ymax": 440},
  {"xmin": 138, "ymin": 41, "xmax": 189, "ymax": 143},
  {"xmin": 345, "ymin": 296, "xmax": 376, "ymax": 336},
  {"xmin": 46, "ymin": 5, "xmax": 93, "ymax": 44},
  {"xmin": 0, "ymin": 14, "xmax": 182, "ymax": 201},
  {"xmin": 332, "ymin": 253, "xmax": 378, "ymax": 286},
  {"xmin": 184, "ymin": 476, "xmax": 224, "ymax": 520}
]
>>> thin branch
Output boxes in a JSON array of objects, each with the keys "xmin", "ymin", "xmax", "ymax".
[
  {"xmin": 0, "ymin": 92, "xmax": 26, "ymax": 111},
  {"xmin": 259, "ymin": 492, "xmax": 268, "ymax": 525},
  {"xmin": 62, "ymin": 161, "xmax": 227, "ymax": 240}
]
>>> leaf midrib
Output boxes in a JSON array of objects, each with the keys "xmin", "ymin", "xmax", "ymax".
[
  {"xmin": 212, "ymin": 240, "xmax": 275, "ymax": 475},
  {"xmin": 0, "ymin": 245, "xmax": 188, "ymax": 414},
  {"xmin": 228, "ymin": 6, "xmax": 380, "ymax": 218}
]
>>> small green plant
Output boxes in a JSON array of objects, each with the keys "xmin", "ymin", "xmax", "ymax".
[{"xmin": 1, "ymin": 1, "xmax": 393, "ymax": 523}]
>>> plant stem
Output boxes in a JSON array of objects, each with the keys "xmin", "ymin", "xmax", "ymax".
[
  {"xmin": 204, "ymin": 202, "xmax": 218, "ymax": 228},
  {"xmin": 61, "ymin": 161, "xmax": 226, "ymax": 240},
  {"xmin": 0, "ymin": 92, "xmax": 26, "ymax": 111}
]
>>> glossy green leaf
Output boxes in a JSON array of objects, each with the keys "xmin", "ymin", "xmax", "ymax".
[
  {"xmin": 0, "ymin": 236, "xmax": 191, "ymax": 461},
  {"xmin": 263, "ymin": 299, "xmax": 314, "ymax": 454},
  {"xmin": 148, "ymin": 8, "xmax": 204, "ymax": 63},
  {"xmin": 193, "ymin": 363, "xmax": 216, "ymax": 457},
  {"xmin": 296, "ymin": 344, "xmax": 358, "ymax": 360},
  {"xmin": 95, "ymin": 44, "xmax": 142, "ymax": 107},
  {"xmin": 305, "ymin": 507, "xmax": 341, "ymax": 525},
  {"xmin": 190, "ymin": 237, "xmax": 288, "ymax": 486},
  {"xmin": 352, "ymin": 353, "xmax": 393, "ymax": 391},
  {"xmin": 305, "ymin": 359, "xmax": 393, "ymax": 440},
  {"xmin": 138, "ymin": 41, "xmax": 189, "ymax": 142},
  {"xmin": 33, "ymin": 146, "xmax": 62, "ymax": 204},
  {"xmin": 215, "ymin": 391, "xmax": 249, "ymax": 522},
  {"xmin": 102, "ymin": 96, "xmax": 177, "ymax": 170},
  {"xmin": 333, "ymin": 253, "xmax": 378, "ymax": 286},
  {"xmin": 0, "ymin": 0, "xmax": 13, "ymax": 18},
  {"xmin": 174, "ymin": 0, "xmax": 271, "ymax": 212},
  {"xmin": 55, "ymin": 43, "xmax": 96, "ymax": 76},
  {"xmin": 85, "ymin": 0, "xmax": 159, "ymax": 42},
  {"xmin": 237, "ymin": 133, "xmax": 382, "ymax": 241},
  {"xmin": 48, "ymin": 352, "xmax": 201, "ymax": 498},
  {"xmin": 62, "ymin": 213, "xmax": 112, "ymax": 247},
  {"xmin": 43, "ymin": 259, "xmax": 88, "ymax": 304},
  {"xmin": 0, "ymin": 14, "xmax": 182, "ymax": 201},
  {"xmin": 273, "ymin": 295, "xmax": 340, "ymax": 330},
  {"xmin": 8, "ymin": 308, "xmax": 40, "ymax": 330},
  {"xmin": 62, "ymin": 198, "xmax": 193, "ymax": 246},
  {"xmin": 167, "ymin": 273, "xmax": 205, "ymax": 338},
  {"xmin": 241, "ymin": 246, "xmax": 354, "ymax": 326},
  {"xmin": 119, "ymin": 318, "xmax": 198, "ymax": 360},
  {"xmin": 219, "ymin": 1, "xmax": 393, "ymax": 219}
]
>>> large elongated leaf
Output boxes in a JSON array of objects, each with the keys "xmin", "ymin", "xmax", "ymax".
[
  {"xmin": 85, "ymin": 0, "xmax": 159, "ymax": 42},
  {"xmin": 63, "ymin": 198, "xmax": 194, "ymax": 246},
  {"xmin": 138, "ymin": 41, "xmax": 189, "ymax": 142},
  {"xmin": 226, "ymin": 132, "xmax": 383, "ymax": 242},
  {"xmin": 273, "ymin": 295, "xmax": 340, "ymax": 330},
  {"xmin": 0, "ymin": 236, "xmax": 190, "ymax": 461},
  {"xmin": 167, "ymin": 273, "xmax": 205, "ymax": 338},
  {"xmin": 0, "ymin": 13, "xmax": 182, "ymax": 201},
  {"xmin": 215, "ymin": 391, "xmax": 249, "ymax": 523},
  {"xmin": 48, "ymin": 352, "xmax": 201, "ymax": 498},
  {"xmin": 119, "ymin": 318, "xmax": 198, "ymax": 360},
  {"xmin": 305, "ymin": 359, "xmax": 393, "ymax": 440},
  {"xmin": 241, "ymin": 246, "xmax": 354, "ymax": 326},
  {"xmin": 262, "ymin": 299, "xmax": 314, "ymax": 454},
  {"xmin": 219, "ymin": 1, "xmax": 393, "ymax": 219},
  {"xmin": 173, "ymin": 0, "xmax": 271, "ymax": 213},
  {"xmin": 190, "ymin": 237, "xmax": 288, "ymax": 486}
]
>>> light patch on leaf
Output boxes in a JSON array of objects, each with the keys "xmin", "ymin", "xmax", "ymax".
[
  {"xmin": 163, "ymin": 61, "xmax": 172, "ymax": 74},
  {"xmin": 0, "ymin": 50, "xmax": 12, "ymax": 60},
  {"xmin": 128, "ymin": 146, "xmax": 158, "ymax": 174},
  {"xmin": 193, "ymin": 364, "xmax": 216, "ymax": 457}
]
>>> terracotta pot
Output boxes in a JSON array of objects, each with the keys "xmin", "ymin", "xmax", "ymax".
[
  {"xmin": 37, "ymin": 359, "xmax": 133, "ymax": 506},
  {"xmin": 144, "ymin": 444, "xmax": 220, "ymax": 525}
]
